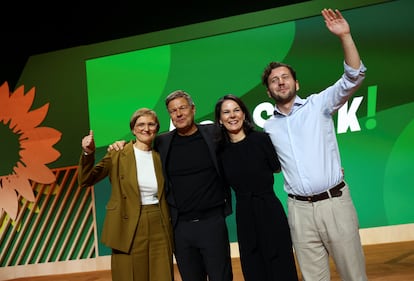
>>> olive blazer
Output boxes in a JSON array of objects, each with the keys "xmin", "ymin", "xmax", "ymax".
[{"xmin": 78, "ymin": 141, "xmax": 173, "ymax": 254}]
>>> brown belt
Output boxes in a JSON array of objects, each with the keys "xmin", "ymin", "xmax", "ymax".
[{"xmin": 288, "ymin": 181, "xmax": 345, "ymax": 202}]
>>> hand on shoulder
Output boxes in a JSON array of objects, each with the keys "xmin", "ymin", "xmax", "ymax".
[{"xmin": 108, "ymin": 140, "xmax": 127, "ymax": 152}]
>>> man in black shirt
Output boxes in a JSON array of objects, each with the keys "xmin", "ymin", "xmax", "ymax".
[{"xmin": 110, "ymin": 90, "xmax": 233, "ymax": 281}]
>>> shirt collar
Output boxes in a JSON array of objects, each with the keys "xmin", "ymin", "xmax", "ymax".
[{"xmin": 273, "ymin": 96, "xmax": 305, "ymax": 116}]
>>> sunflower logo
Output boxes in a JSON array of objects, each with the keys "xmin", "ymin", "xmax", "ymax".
[{"xmin": 0, "ymin": 82, "xmax": 62, "ymax": 220}]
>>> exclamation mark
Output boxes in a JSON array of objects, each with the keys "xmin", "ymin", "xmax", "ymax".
[{"xmin": 365, "ymin": 85, "xmax": 377, "ymax": 129}]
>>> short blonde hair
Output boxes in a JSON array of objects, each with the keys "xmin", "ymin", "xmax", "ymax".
[{"xmin": 129, "ymin": 108, "xmax": 160, "ymax": 132}]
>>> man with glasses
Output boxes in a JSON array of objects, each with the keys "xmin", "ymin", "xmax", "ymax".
[{"xmin": 110, "ymin": 90, "xmax": 233, "ymax": 281}]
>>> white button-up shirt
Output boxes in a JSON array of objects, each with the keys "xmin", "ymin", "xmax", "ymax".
[{"xmin": 264, "ymin": 61, "xmax": 367, "ymax": 196}]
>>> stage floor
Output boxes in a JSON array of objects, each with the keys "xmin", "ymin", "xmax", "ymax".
[{"xmin": 5, "ymin": 241, "xmax": 414, "ymax": 281}]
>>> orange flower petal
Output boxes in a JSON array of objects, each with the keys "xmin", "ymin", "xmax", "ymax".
[
  {"xmin": 0, "ymin": 83, "xmax": 61, "ymax": 220},
  {"xmin": 9, "ymin": 85, "xmax": 35, "ymax": 115},
  {"xmin": 20, "ymin": 145, "xmax": 61, "ymax": 164},
  {"xmin": 0, "ymin": 178, "xmax": 19, "ymax": 220},
  {"xmin": 20, "ymin": 127, "xmax": 62, "ymax": 144},
  {"xmin": 11, "ymin": 104, "xmax": 49, "ymax": 132},
  {"xmin": 19, "ymin": 127, "xmax": 62, "ymax": 163},
  {"xmin": 0, "ymin": 82, "xmax": 13, "ymax": 122},
  {"xmin": 14, "ymin": 162, "xmax": 57, "ymax": 184},
  {"xmin": 3, "ymin": 174, "xmax": 35, "ymax": 202}
]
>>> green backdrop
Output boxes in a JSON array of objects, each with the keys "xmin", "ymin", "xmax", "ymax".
[{"xmin": 9, "ymin": 0, "xmax": 413, "ymax": 256}]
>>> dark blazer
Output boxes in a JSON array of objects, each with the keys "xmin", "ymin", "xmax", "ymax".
[
  {"xmin": 153, "ymin": 123, "xmax": 232, "ymax": 226},
  {"xmin": 78, "ymin": 141, "xmax": 173, "ymax": 254}
]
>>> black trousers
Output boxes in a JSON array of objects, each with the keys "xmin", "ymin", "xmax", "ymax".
[{"xmin": 174, "ymin": 215, "xmax": 233, "ymax": 281}]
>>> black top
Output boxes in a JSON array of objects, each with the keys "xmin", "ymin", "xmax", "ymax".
[
  {"xmin": 167, "ymin": 130, "xmax": 226, "ymax": 218},
  {"xmin": 218, "ymin": 131, "xmax": 298, "ymax": 281},
  {"xmin": 154, "ymin": 124, "xmax": 232, "ymax": 225},
  {"xmin": 218, "ymin": 131, "xmax": 280, "ymax": 194}
]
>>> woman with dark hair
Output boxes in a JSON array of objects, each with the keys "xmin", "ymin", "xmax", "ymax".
[{"xmin": 214, "ymin": 94, "xmax": 298, "ymax": 281}]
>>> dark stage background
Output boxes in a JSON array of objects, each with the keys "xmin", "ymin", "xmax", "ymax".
[{"xmin": 0, "ymin": 1, "xmax": 307, "ymax": 89}]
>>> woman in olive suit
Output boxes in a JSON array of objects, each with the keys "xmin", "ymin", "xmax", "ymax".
[{"xmin": 78, "ymin": 108, "xmax": 174, "ymax": 281}]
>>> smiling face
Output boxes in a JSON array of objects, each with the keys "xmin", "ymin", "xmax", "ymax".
[
  {"xmin": 219, "ymin": 99, "xmax": 245, "ymax": 138},
  {"xmin": 167, "ymin": 97, "xmax": 197, "ymax": 135},
  {"xmin": 133, "ymin": 114, "xmax": 158, "ymax": 146},
  {"xmin": 266, "ymin": 66, "xmax": 299, "ymax": 107}
]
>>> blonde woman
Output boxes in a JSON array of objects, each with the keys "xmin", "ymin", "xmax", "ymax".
[{"xmin": 78, "ymin": 108, "xmax": 174, "ymax": 281}]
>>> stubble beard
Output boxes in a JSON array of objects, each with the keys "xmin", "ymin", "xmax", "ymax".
[{"xmin": 272, "ymin": 88, "xmax": 296, "ymax": 105}]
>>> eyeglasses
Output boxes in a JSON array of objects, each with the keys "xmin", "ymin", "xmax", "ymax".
[
  {"xmin": 134, "ymin": 122, "xmax": 157, "ymax": 130},
  {"xmin": 168, "ymin": 104, "xmax": 191, "ymax": 115}
]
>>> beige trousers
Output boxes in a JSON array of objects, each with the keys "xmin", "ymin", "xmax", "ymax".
[{"xmin": 287, "ymin": 184, "xmax": 368, "ymax": 281}]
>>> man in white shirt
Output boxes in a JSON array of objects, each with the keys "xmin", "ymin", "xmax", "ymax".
[{"xmin": 261, "ymin": 8, "xmax": 368, "ymax": 281}]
